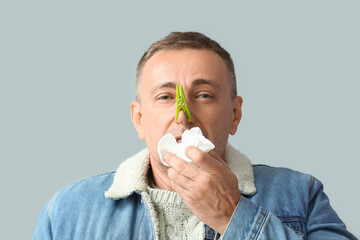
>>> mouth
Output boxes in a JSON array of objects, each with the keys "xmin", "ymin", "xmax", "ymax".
[{"xmin": 176, "ymin": 137, "xmax": 182, "ymax": 144}]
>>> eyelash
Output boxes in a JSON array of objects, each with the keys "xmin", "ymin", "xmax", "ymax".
[
  {"xmin": 157, "ymin": 95, "xmax": 173, "ymax": 101},
  {"xmin": 197, "ymin": 93, "xmax": 213, "ymax": 99},
  {"xmin": 156, "ymin": 92, "xmax": 214, "ymax": 101}
]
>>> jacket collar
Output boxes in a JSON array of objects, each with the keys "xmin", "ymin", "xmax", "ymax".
[{"xmin": 105, "ymin": 144, "xmax": 257, "ymax": 200}]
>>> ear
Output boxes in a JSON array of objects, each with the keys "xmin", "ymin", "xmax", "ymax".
[
  {"xmin": 131, "ymin": 101, "xmax": 145, "ymax": 140},
  {"xmin": 229, "ymin": 96, "xmax": 243, "ymax": 135}
]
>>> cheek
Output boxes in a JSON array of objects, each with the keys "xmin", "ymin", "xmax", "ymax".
[
  {"xmin": 142, "ymin": 107, "xmax": 174, "ymax": 139},
  {"xmin": 202, "ymin": 103, "xmax": 233, "ymax": 126},
  {"xmin": 142, "ymin": 109, "xmax": 175, "ymax": 161},
  {"xmin": 203, "ymin": 105, "xmax": 233, "ymax": 138}
]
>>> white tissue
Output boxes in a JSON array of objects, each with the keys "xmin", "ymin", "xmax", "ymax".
[{"xmin": 157, "ymin": 127, "xmax": 215, "ymax": 166}]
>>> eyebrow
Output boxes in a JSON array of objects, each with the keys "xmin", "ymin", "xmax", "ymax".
[
  {"xmin": 191, "ymin": 79, "xmax": 220, "ymax": 89},
  {"xmin": 150, "ymin": 79, "xmax": 220, "ymax": 95},
  {"xmin": 150, "ymin": 82, "xmax": 177, "ymax": 95}
]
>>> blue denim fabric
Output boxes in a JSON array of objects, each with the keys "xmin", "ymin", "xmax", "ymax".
[{"xmin": 33, "ymin": 165, "xmax": 357, "ymax": 240}]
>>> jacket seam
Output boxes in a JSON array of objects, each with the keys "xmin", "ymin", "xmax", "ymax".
[
  {"xmin": 141, "ymin": 192, "xmax": 159, "ymax": 240},
  {"xmin": 47, "ymin": 199, "xmax": 53, "ymax": 219},
  {"xmin": 309, "ymin": 176, "xmax": 318, "ymax": 194},
  {"xmin": 254, "ymin": 210, "xmax": 269, "ymax": 240},
  {"xmin": 47, "ymin": 199, "xmax": 54, "ymax": 237},
  {"xmin": 136, "ymin": 198, "xmax": 146, "ymax": 240},
  {"xmin": 278, "ymin": 216, "xmax": 306, "ymax": 224},
  {"xmin": 248, "ymin": 208, "xmax": 267, "ymax": 240}
]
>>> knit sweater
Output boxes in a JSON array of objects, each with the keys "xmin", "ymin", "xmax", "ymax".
[{"xmin": 148, "ymin": 187, "xmax": 204, "ymax": 240}]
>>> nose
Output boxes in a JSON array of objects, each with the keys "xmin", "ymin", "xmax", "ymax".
[
  {"xmin": 175, "ymin": 84, "xmax": 193, "ymax": 124},
  {"xmin": 175, "ymin": 107, "xmax": 193, "ymax": 124}
]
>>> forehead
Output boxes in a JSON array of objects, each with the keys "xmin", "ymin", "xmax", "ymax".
[{"xmin": 140, "ymin": 49, "xmax": 230, "ymax": 89}]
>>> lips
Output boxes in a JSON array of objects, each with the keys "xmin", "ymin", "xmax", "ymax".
[{"xmin": 176, "ymin": 137, "xmax": 182, "ymax": 144}]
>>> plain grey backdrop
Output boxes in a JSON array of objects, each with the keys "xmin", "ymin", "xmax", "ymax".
[{"xmin": 1, "ymin": 1, "xmax": 359, "ymax": 239}]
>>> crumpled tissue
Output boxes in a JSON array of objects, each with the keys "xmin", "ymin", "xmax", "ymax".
[{"xmin": 157, "ymin": 127, "xmax": 215, "ymax": 166}]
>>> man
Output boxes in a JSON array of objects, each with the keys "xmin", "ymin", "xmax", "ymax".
[{"xmin": 33, "ymin": 32, "xmax": 357, "ymax": 239}]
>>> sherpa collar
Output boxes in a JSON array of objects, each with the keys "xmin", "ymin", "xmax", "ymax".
[{"xmin": 105, "ymin": 143, "xmax": 257, "ymax": 200}]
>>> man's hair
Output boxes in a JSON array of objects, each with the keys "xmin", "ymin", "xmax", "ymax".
[{"xmin": 135, "ymin": 31, "xmax": 237, "ymax": 101}]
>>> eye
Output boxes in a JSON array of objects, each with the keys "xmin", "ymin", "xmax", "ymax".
[
  {"xmin": 194, "ymin": 92, "xmax": 215, "ymax": 103},
  {"xmin": 198, "ymin": 94, "xmax": 213, "ymax": 99},
  {"xmin": 158, "ymin": 95, "xmax": 171, "ymax": 100},
  {"xmin": 156, "ymin": 94, "xmax": 174, "ymax": 102},
  {"xmin": 196, "ymin": 92, "xmax": 215, "ymax": 99}
]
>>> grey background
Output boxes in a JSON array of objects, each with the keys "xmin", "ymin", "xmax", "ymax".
[{"xmin": 1, "ymin": 1, "xmax": 359, "ymax": 239}]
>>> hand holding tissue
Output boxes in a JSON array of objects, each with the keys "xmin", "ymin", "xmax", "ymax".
[{"xmin": 157, "ymin": 127, "xmax": 215, "ymax": 166}]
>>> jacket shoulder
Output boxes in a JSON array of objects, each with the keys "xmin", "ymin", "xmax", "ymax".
[
  {"xmin": 251, "ymin": 165, "xmax": 317, "ymax": 209},
  {"xmin": 252, "ymin": 164, "xmax": 316, "ymax": 188},
  {"xmin": 57, "ymin": 172, "xmax": 114, "ymax": 197},
  {"xmin": 49, "ymin": 172, "xmax": 115, "ymax": 215}
]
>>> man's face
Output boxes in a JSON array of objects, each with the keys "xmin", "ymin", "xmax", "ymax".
[{"xmin": 131, "ymin": 49, "xmax": 242, "ymax": 163}]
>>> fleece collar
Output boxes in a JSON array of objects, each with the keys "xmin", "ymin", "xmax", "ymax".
[{"xmin": 105, "ymin": 144, "xmax": 256, "ymax": 200}]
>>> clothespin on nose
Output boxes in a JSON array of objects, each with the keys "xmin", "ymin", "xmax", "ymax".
[{"xmin": 176, "ymin": 84, "xmax": 192, "ymax": 121}]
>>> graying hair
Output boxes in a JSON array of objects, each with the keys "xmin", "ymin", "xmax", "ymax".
[{"xmin": 135, "ymin": 32, "xmax": 237, "ymax": 101}]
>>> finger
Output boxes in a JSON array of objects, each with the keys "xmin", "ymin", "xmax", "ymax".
[
  {"xmin": 168, "ymin": 167, "xmax": 193, "ymax": 191},
  {"xmin": 169, "ymin": 175, "xmax": 192, "ymax": 197},
  {"xmin": 164, "ymin": 152, "xmax": 199, "ymax": 179},
  {"xmin": 185, "ymin": 146, "xmax": 223, "ymax": 173}
]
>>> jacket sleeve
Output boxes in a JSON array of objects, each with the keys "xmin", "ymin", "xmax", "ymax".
[
  {"xmin": 221, "ymin": 179, "xmax": 357, "ymax": 239},
  {"xmin": 305, "ymin": 178, "xmax": 357, "ymax": 239},
  {"xmin": 33, "ymin": 200, "xmax": 53, "ymax": 240}
]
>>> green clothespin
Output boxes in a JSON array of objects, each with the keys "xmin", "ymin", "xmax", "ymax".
[{"xmin": 176, "ymin": 84, "xmax": 192, "ymax": 121}]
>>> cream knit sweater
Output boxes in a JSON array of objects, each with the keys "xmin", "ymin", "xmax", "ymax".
[
  {"xmin": 148, "ymin": 187, "xmax": 204, "ymax": 240},
  {"xmin": 147, "ymin": 170, "xmax": 204, "ymax": 240}
]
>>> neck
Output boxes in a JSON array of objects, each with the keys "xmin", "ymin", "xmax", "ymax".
[
  {"xmin": 149, "ymin": 158, "xmax": 174, "ymax": 191},
  {"xmin": 221, "ymin": 149, "xmax": 227, "ymax": 162}
]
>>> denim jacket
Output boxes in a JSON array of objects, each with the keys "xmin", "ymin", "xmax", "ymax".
[{"xmin": 33, "ymin": 144, "xmax": 357, "ymax": 239}]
